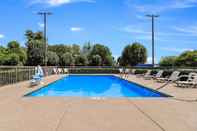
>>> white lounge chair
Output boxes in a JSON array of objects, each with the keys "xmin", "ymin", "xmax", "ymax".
[
  {"xmin": 144, "ymin": 70, "xmax": 164, "ymax": 80},
  {"xmin": 176, "ymin": 76, "xmax": 197, "ymax": 88},
  {"xmin": 64, "ymin": 68, "xmax": 69, "ymax": 74},
  {"xmin": 124, "ymin": 69, "xmax": 130, "ymax": 78},
  {"xmin": 53, "ymin": 68, "xmax": 58, "ymax": 74},
  {"xmin": 176, "ymin": 73, "xmax": 197, "ymax": 88},
  {"xmin": 58, "ymin": 68, "xmax": 63, "ymax": 74},
  {"xmin": 153, "ymin": 70, "xmax": 164, "ymax": 79},
  {"xmin": 31, "ymin": 66, "xmax": 44, "ymax": 86},
  {"xmin": 130, "ymin": 69, "xmax": 136, "ymax": 74},
  {"xmin": 119, "ymin": 68, "xmax": 124, "ymax": 77},
  {"xmin": 156, "ymin": 71, "xmax": 180, "ymax": 83}
]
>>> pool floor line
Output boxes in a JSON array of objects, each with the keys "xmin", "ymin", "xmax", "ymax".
[{"xmin": 126, "ymin": 99, "xmax": 166, "ymax": 131}]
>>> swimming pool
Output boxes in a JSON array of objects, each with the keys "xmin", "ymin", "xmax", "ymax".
[{"xmin": 26, "ymin": 75, "xmax": 169, "ymax": 98}]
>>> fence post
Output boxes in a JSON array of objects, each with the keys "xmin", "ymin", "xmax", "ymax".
[
  {"xmin": 15, "ymin": 66, "xmax": 18, "ymax": 83},
  {"xmin": 28, "ymin": 67, "xmax": 31, "ymax": 80}
]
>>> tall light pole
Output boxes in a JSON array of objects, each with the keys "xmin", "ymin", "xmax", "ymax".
[
  {"xmin": 146, "ymin": 14, "xmax": 159, "ymax": 67},
  {"xmin": 37, "ymin": 11, "xmax": 52, "ymax": 66}
]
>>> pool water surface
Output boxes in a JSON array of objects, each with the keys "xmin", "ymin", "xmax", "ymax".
[{"xmin": 26, "ymin": 75, "xmax": 169, "ymax": 98}]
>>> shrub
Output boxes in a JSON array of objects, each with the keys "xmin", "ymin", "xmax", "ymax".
[
  {"xmin": 150, "ymin": 70, "xmax": 158, "ymax": 75},
  {"xmin": 134, "ymin": 69, "xmax": 148, "ymax": 74}
]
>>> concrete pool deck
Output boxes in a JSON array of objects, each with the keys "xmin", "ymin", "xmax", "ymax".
[{"xmin": 0, "ymin": 74, "xmax": 197, "ymax": 131}]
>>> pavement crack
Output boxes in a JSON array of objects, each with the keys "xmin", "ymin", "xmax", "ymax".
[
  {"xmin": 54, "ymin": 101, "xmax": 70, "ymax": 131},
  {"xmin": 126, "ymin": 99, "xmax": 166, "ymax": 131}
]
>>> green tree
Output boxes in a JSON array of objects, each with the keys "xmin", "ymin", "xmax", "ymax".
[
  {"xmin": 0, "ymin": 46, "xmax": 7, "ymax": 65},
  {"xmin": 159, "ymin": 56, "xmax": 177, "ymax": 67},
  {"xmin": 88, "ymin": 44, "xmax": 113, "ymax": 66},
  {"xmin": 7, "ymin": 41, "xmax": 20, "ymax": 49},
  {"xmin": 61, "ymin": 53, "xmax": 75, "ymax": 66},
  {"xmin": 72, "ymin": 44, "xmax": 80, "ymax": 56},
  {"xmin": 28, "ymin": 48, "xmax": 44, "ymax": 66},
  {"xmin": 89, "ymin": 55, "xmax": 102, "ymax": 66},
  {"xmin": 47, "ymin": 51, "xmax": 59, "ymax": 66},
  {"xmin": 74, "ymin": 55, "xmax": 88, "ymax": 66},
  {"xmin": 25, "ymin": 30, "xmax": 45, "ymax": 66},
  {"xmin": 48, "ymin": 44, "xmax": 71, "ymax": 57},
  {"xmin": 175, "ymin": 50, "xmax": 197, "ymax": 67},
  {"xmin": 119, "ymin": 43, "xmax": 147, "ymax": 66},
  {"xmin": 7, "ymin": 41, "xmax": 27, "ymax": 65},
  {"xmin": 4, "ymin": 53, "xmax": 20, "ymax": 66}
]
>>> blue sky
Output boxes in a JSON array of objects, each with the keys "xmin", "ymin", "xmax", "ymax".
[{"xmin": 0, "ymin": 0, "xmax": 197, "ymax": 63}]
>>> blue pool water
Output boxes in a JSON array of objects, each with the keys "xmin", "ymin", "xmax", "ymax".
[{"xmin": 26, "ymin": 75, "xmax": 168, "ymax": 98}]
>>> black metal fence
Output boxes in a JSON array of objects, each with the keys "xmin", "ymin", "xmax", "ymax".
[
  {"xmin": 0, "ymin": 66, "xmax": 197, "ymax": 87},
  {"xmin": 0, "ymin": 66, "xmax": 57, "ymax": 87},
  {"xmin": 0, "ymin": 66, "xmax": 35, "ymax": 86}
]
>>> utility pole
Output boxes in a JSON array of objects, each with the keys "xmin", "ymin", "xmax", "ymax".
[
  {"xmin": 37, "ymin": 12, "xmax": 52, "ymax": 66},
  {"xmin": 146, "ymin": 14, "xmax": 159, "ymax": 67}
]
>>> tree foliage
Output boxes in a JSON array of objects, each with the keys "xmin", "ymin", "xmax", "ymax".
[
  {"xmin": 159, "ymin": 50, "xmax": 197, "ymax": 67},
  {"xmin": 89, "ymin": 55, "xmax": 102, "ymax": 66},
  {"xmin": 4, "ymin": 53, "xmax": 20, "ymax": 66},
  {"xmin": 25, "ymin": 30, "xmax": 45, "ymax": 66},
  {"xmin": 159, "ymin": 56, "xmax": 177, "ymax": 67},
  {"xmin": 48, "ymin": 44, "xmax": 71, "ymax": 57},
  {"xmin": 8, "ymin": 41, "xmax": 20, "ymax": 49},
  {"xmin": 61, "ymin": 53, "xmax": 75, "ymax": 66},
  {"xmin": 74, "ymin": 55, "xmax": 88, "ymax": 66},
  {"xmin": 47, "ymin": 51, "xmax": 59, "ymax": 66},
  {"xmin": 175, "ymin": 51, "xmax": 197, "ymax": 67},
  {"xmin": 0, "ymin": 41, "xmax": 26, "ymax": 66},
  {"xmin": 88, "ymin": 44, "xmax": 113, "ymax": 66},
  {"xmin": 7, "ymin": 41, "xmax": 27, "ymax": 65},
  {"xmin": 119, "ymin": 43, "xmax": 147, "ymax": 66}
]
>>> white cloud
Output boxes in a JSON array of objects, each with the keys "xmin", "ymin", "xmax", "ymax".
[
  {"xmin": 120, "ymin": 24, "xmax": 197, "ymax": 41},
  {"xmin": 0, "ymin": 34, "xmax": 5, "ymax": 39},
  {"xmin": 31, "ymin": 0, "xmax": 95, "ymax": 6},
  {"xmin": 172, "ymin": 25, "xmax": 197, "ymax": 36},
  {"xmin": 119, "ymin": 25, "xmax": 153, "ymax": 40},
  {"xmin": 38, "ymin": 22, "xmax": 44, "ymax": 28},
  {"xmin": 121, "ymin": 25, "xmax": 150, "ymax": 34},
  {"xmin": 70, "ymin": 27, "xmax": 84, "ymax": 32},
  {"xmin": 127, "ymin": 0, "xmax": 197, "ymax": 13},
  {"xmin": 161, "ymin": 47, "xmax": 194, "ymax": 53}
]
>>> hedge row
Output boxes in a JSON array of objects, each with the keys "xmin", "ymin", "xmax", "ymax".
[
  {"xmin": 69, "ymin": 68, "xmax": 119, "ymax": 74},
  {"xmin": 68, "ymin": 68, "xmax": 196, "ymax": 76}
]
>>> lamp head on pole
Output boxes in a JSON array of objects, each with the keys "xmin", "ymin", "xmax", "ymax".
[
  {"xmin": 37, "ymin": 12, "xmax": 52, "ymax": 15},
  {"xmin": 146, "ymin": 14, "xmax": 160, "ymax": 18}
]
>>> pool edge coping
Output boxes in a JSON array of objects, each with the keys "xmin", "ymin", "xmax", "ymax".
[{"xmin": 24, "ymin": 74, "xmax": 172, "ymax": 98}]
